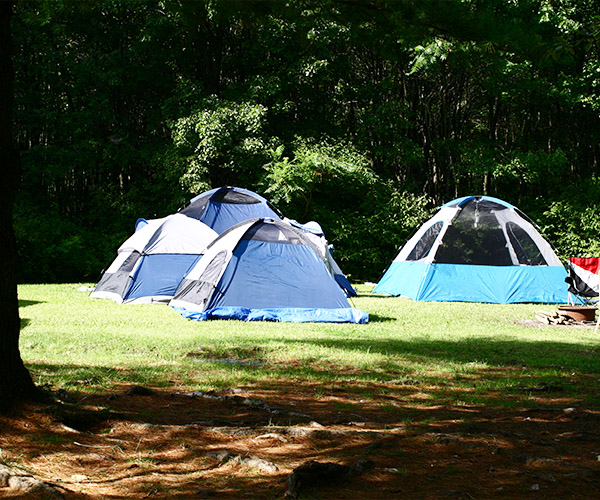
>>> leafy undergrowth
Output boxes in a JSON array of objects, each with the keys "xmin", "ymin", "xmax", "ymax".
[{"xmin": 1, "ymin": 378, "xmax": 599, "ymax": 499}]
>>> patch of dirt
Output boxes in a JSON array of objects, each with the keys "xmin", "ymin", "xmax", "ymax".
[{"xmin": 1, "ymin": 383, "xmax": 599, "ymax": 499}]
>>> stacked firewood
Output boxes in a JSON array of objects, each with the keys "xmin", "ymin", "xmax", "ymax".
[{"xmin": 535, "ymin": 310, "xmax": 579, "ymax": 325}]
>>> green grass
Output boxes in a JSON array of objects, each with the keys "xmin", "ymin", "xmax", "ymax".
[{"xmin": 18, "ymin": 283, "xmax": 600, "ymax": 409}]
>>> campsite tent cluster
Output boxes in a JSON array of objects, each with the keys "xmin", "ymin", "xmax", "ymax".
[
  {"xmin": 91, "ymin": 187, "xmax": 367, "ymax": 324},
  {"xmin": 92, "ymin": 191, "xmax": 574, "ymax": 323}
]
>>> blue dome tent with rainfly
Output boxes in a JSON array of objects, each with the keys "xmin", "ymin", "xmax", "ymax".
[
  {"xmin": 170, "ymin": 218, "xmax": 368, "ymax": 323},
  {"xmin": 373, "ymin": 196, "xmax": 568, "ymax": 304},
  {"xmin": 91, "ymin": 214, "xmax": 218, "ymax": 304},
  {"xmin": 180, "ymin": 186, "xmax": 357, "ymax": 297},
  {"xmin": 178, "ymin": 186, "xmax": 282, "ymax": 234}
]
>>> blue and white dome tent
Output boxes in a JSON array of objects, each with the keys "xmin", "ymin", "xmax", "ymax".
[
  {"xmin": 170, "ymin": 218, "xmax": 368, "ymax": 323},
  {"xmin": 373, "ymin": 196, "xmax": 568, "ymax": 304},
  {"xmin": 179, "ymin": 186, "xmax": 357, "ymax": 298}
]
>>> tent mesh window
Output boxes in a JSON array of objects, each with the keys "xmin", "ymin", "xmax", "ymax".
[
  {"xmin": 505, "ymin": 221, "xmax": 547, "ymax": 266},
  {"xmin": 179, "ymin": 194, "xmax": 210, "ymax": 218},
  {"xmin": 211, "ymin": 189, "xmax": 261, "ymax": 204},
  {"xmin": 407, "ymin": 221, "xmax": 444, "ymax": 261},
  {"xmin": 243, "ymin": 222, "xmax": 304, "ymax": 245},
  {"xmin": 179, "ymin": 189, "xmax": 265, "ymax": 218},
  {"xmin": 434, "ymin": 200, "xmax": 513, "ymax": 266}
]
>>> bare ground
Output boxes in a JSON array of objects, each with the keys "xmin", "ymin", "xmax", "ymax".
[{"xmin": 1, "ymin": 381, "xmax": 599, "ymax": 500}]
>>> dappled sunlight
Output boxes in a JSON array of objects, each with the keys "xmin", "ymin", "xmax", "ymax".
[
  {"xmin": 3, "ymin": 378, "xmax": 599, "ymax": 499},
  {"xmin": 6, "ymin": 285, "xmax": 600, "ymax": 497}
]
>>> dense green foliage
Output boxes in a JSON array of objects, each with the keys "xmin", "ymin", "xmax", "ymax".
[{"xmin": 12, "ymin": 0, "xmax": 600, "ymax": 283}]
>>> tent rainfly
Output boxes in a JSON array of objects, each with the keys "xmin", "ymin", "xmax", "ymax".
[
  {"xmin": 373, "ymin": 196, "xmax": 568, "ymax": 304},
  {"xmin": 170, "ymin": 218, "xmax": 368, "ymax": 323},
  {"xmin": 284, "ymin": 218, "xmax": 357, "ymax": 297},
  {"xmin": 91, "ymin": 214, "xmax": 218, "ymax": 304},
  {"xmin": 178, "ymin": 186, "xmax": 281, "ymax": 234}
]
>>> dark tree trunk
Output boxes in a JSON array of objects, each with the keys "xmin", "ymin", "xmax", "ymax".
[{"xmin": 0, "ymin": 1, "xmax": 43, "ymax": 411}]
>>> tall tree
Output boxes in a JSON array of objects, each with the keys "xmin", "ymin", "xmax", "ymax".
[{"xmin": 0, "ymin": 1, "xmax": 43, "ymax": 411}]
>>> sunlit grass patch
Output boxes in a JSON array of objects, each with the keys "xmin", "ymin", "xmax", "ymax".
[{"xmin": 18, "ymin": 283, "xmax": 600, "ymax": 413}]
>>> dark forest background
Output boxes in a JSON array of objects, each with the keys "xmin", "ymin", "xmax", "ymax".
[{"xmin": 12, "ymin": 0, "xmax": 600, "ymax": 284}]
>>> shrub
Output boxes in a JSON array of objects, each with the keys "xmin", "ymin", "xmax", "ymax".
[{"xmin": 262, "ymin": 138, "xmax": 432, "ymax": 281}]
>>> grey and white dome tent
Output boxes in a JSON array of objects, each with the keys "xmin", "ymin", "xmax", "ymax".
[
  {"xmin": 91, "ymin": 214, "xmax": 218, "ymax": 304},
  {"xmin": 373, "ymin": 196, "xmax": 568, "ymax": 303}
]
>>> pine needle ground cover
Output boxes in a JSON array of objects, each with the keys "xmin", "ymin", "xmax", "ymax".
[{"xmin": 2, "ymin": 283, "xmax": 599, "ymax": 499}]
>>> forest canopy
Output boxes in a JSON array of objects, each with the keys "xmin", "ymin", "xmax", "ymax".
[{"xmin": 12, "ymin": 0, "xmax": 600, "ymax": 283}]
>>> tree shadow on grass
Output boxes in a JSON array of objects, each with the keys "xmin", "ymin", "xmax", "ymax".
[
  {"xmin": 25, "ymin": 327, "xmax": 600, "ymax": 404},
  {"xmin": 365, "ymin": 313, "xmax": 396, "ymax": 323},
  {"xmin": 25, "ymin": 328, "xmax": 600, "ymax": 392},
  {"xmin": 280, "ymin": 335, "xmax": 600, "ymax": 373},
  {"xmin": 14, "ymin": 359, "xmax": 600, "ymax": 500},
  {"xmin": 19, "ymin": 299, "xmax": 43, "ymax": 308}
]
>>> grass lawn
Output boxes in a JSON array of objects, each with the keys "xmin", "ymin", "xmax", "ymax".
[
  {"xmin": 19, "ymin": 283, "xmax": 600, "ymax": 407},
  {"xmin": 4, "ymin": 283, "xmax": 600, "ymax": 499}
]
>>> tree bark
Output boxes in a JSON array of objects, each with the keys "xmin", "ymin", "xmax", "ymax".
[{"xmin": 0, "ymin": 1, "xmax": 43, "ymax": 411}]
